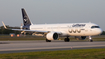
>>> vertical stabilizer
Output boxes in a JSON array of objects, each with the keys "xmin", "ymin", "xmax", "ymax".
[{"xmin": 21, "ymin": 8, "xmax": 31, "ymax": 26}]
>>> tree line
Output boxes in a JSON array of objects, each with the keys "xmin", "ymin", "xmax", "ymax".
[{"xmin": 0, "ymin": 26, "xmax": 105, "ymax": 35}]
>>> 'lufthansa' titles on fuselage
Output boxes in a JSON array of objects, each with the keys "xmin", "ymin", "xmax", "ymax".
[{"xmin": 72, "ymin": 24, "xmax": 86, "ymax": 27}]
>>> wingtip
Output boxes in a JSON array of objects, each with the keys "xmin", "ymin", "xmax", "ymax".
[{"xmin": 2, "ymin": 21, "xmax": 7, "ymax": 29}]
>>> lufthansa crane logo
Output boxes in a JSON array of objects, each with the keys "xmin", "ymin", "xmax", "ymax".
[
  {"xmin": 24, "ymin": 16, "xmax": 28, "ymax": 24},
  {"xmin": 24, "ymin": 19, "xmax": 27, "ymax": 23}
]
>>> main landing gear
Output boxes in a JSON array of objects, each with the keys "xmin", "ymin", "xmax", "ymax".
[
  {"xmin": 64, "ymin": 36, "xmax": 70, "ymax": 42},
  {"xmin": 89, "ymin": 36, "xmax": 93, "ymax": 42}
]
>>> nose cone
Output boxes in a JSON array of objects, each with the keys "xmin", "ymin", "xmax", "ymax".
[{"xmin": 96, "ymin": 28, "xmax": 102, "ymax": 35}]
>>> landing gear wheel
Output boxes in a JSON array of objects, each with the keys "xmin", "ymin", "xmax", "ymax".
[
  {"xmin": 46, "ymin": 39, "xmax": 51, "ymax": 42},
  {"xmin": 90, "ymin": 40, "xmax": 93, "ymax": 42},
  {"xmin": 64, "ymin": 38, "xmax": 70, "ymax": 42},
  {"xmin": 89, "ymin": 36, "xmax": 93, "ymax": 42}
]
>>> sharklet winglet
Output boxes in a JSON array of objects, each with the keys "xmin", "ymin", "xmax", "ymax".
[{"xmin": 2, "ymin": 21, "xmax": 7, "ymax": 29}]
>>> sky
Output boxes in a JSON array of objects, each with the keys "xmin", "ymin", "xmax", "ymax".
[{"xmin": 0, "ymin": 0, "xmax": 105, "ymax": 30}]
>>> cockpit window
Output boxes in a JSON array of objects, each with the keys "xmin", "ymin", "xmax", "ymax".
[{"xmin": 91, "ymin": 26, "xmax": 100, "ymax": 29}]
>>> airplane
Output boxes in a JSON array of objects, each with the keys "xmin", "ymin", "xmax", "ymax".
[{"xmin": 2, "ymin": 8, "xmax": 102, "ymax": 42}]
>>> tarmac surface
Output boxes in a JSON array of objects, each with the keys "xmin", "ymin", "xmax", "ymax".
[{"xmin": 0, "ymin": 40, "xmax": 105, "ymax": 53}]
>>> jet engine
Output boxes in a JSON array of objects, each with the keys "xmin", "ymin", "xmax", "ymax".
[
  {"xmin": 46, "ymin": 32, "xmax": 59, "ymax": 40},
  {"xmin": 75, "ymin": 36, "xmax": 86, "ymax": 40}
]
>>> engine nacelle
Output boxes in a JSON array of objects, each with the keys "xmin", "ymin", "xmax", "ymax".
[
  {"xmin": 46, "ymin": 32, "xmax": 59, "ymax": 40},
  {"xmin": 75, "ymin": 36, "xmax": 86, "ymax": 40}
]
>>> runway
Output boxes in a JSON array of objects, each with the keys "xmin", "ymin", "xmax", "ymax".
[{"xmin": 0, "ymin": 40, "xmax": 105, "ymax": 53}]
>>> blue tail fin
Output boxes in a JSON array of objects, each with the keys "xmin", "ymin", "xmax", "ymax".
[{"xmin": 21, "ymin": 8, "xmax": 31, "ymax": 26}]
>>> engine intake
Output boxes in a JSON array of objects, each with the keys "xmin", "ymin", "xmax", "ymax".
[{"xmin": 46, "ymin": 32, "xmax": 59, "ymax": 40}]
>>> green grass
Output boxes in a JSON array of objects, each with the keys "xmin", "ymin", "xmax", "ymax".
[{"xmin": 0, "ymin": 48, "xmax": 105, "ymax": 59}]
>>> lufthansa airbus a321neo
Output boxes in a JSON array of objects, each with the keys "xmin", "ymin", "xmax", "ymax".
[{"xmin": 2, "ymin": 8, "xmax": 102, "ymax": 42}]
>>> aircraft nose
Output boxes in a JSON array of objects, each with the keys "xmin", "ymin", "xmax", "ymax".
[{"xmin": 97, "ymin": 28, "xmax": 102, "ymax": 35}]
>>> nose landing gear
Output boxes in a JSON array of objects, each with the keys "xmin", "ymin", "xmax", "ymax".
[{"xmin": 89, "ymin": 36, "xmax": 93, "ymax": 42}]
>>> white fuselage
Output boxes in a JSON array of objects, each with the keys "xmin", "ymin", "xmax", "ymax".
[{"xmin": 30, "ymin": 23, "xmax": 102, "ymax": 36}]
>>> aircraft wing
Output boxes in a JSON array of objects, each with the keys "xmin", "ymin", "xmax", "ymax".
[
  {"xmin": 12, "ymin": 29, "xmax": 62, "ymax": 34},
  {"xmin": 2, "ymin": 21, "xmax": 62, "ymax": 34},
  {"xmin": 12, "ymin": 29, "xmax": 48, "ymax": 33}
]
